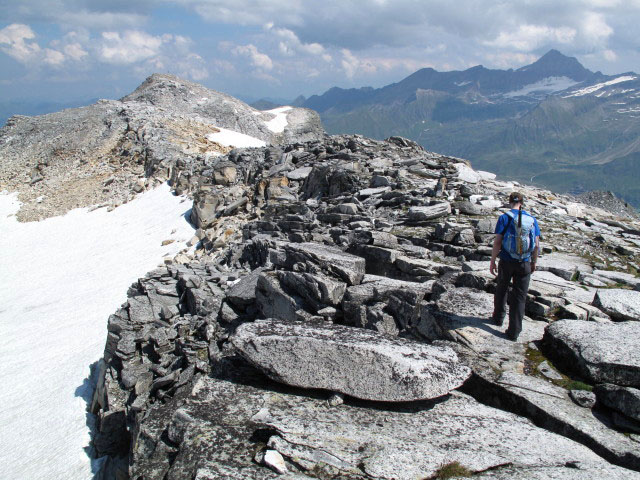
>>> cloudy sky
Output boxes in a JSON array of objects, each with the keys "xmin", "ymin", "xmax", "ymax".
[{"xmin": 1, "ymin": 0, "xmax": 639, "ymax": 104}]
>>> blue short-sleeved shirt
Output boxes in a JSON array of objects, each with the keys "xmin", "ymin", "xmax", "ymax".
[{"xmin": 495, "ymin": 209, "xmax": 541, "ymax": 262}]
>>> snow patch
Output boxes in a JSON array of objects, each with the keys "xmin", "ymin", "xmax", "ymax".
[
  {"xmin": 263, "ymin": 106, "xmax": 292, "ymax": 133},
  {"xmin": 0, "ymin": 183, "xmax": 194, "ymax": 479},
  {"xmin": 565, "ymin": 75, "xmax": 637, "ymax": 97},
  {"xmin": 504, "ymin": 76, "xmax": 579, "ymax": 98},
  {"xmin": 206, "ymin": 127, "xmax": 266, "ymax": 148}
]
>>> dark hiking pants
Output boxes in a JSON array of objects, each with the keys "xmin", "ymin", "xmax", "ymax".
[{"xmin": 493, "ymin": 260, "xmax": 532, "ymax": 340}]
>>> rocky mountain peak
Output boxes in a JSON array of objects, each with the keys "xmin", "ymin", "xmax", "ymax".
[
  {"xmin": 517, "ymin": 49, "xmax": 591, "ymax": 81},
  {"xmin": 0, "ymin": 74, "xmax": 324, "ymax": 221},
  {"xmin": 122, "ymin": 73, "xmax": 239, "ymax": 107}
]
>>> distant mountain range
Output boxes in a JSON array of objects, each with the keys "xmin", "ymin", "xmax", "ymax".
[
  {"xmin": 0, "ymin": 99, "xmax": 99, "ymax": 127},
  {"xmin": 266, "ymin": 50, "xmax": 640, "ymax": 208}
]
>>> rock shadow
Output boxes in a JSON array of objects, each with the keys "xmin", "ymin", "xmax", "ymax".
[
  {"xmin": 74, "ymin": 360, "xmax": 107, "ymax": 478},
  {"xmin": 435, "ymin": 311, "xmax": 506, "ymax": 337},
  {"xmin": 214, "ymin": 354, "xmax": 449, "ymax": 415},
  {"xmin": 182, "ymin": 207, "xmax": 194, "ymax": 228}
]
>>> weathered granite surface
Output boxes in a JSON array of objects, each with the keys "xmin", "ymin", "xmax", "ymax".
[
  {"xmin": 81, "ymin": 130, "xmax": 640, "ymax": 478},
  {"xmin": 231, "ymin": 318, "xmax": 471, "ymax": 401},
  {"xmin": 544, "ymin": 320, "xmax": 640, "ymax": 387},
  {"xmin": 593, "ymin": 288, "xmax": 640, "ymax": 321}
]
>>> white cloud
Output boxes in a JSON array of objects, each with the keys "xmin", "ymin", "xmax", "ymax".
[
  {"xmin": 64, "ymin": 43, "xmax": 88, "ymax": 60},
  {"xmin": 581, "ymin": 11, "xmax": 613, "ymax": 45},
  {"xmin": 231, "ymin": 43, "xmax": 273, "ymax": 70},
  {"xmin": 486, "ymin": 24, "xmax": 577, "ymax": 51},
  {"xmin": 484, "ymin": 52, "xmax": 539, "ymax": 68},
  {"xmin": 99, "ymin": 31, "xmax": 163, "ymax": 64},
  {"xmin": 96, "ymin": 30, "xmax": 209, "ymax": 81},
  {"xmin": 172, "ymin": 52, "xmax": 209, "ymax": 80},
  {"xmin": 43, "ymin": 48, "xmax": 65, "ymax": 65},
  {"xmin": 340, "ymin": 49, "xmax": 378, "ymax": 78},
  {"xmin": 2, "ymin": 1, "xmax": 640, "ymax": 100},
  {"xmin": 59, "ymin": 10, "xmax": 148, "ymax": 30},
  {"xmin": 212, "ymin": 58, "xmax": 236, "ymax": 74},
  {"xmin": 179, "ymin": 0, "xmax": 306, "ymax": 26},
  {"xmin": 0, "ymin": 2, "xmax": 152, "ymax": 30},
  {"xmin": 0, "ymin": 23, "xmax": 41, "ymax": 63},
  {"xmin": 267, "ymin": 25, "xmax": 332, "ymax": 61}
]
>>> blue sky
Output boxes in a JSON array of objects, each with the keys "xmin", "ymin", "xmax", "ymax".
[{"xmin": 1, "ymin": 0, "xmax": 640, "ymax": 104}]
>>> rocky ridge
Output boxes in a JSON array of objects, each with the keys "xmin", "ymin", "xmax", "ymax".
[
  {"xmin": 85, "ymin": 130, "xmax": 640, "ymax": 479},
  {"xmin": 0, "ymin": 74, "xmax": 323, "ymax": 221}
]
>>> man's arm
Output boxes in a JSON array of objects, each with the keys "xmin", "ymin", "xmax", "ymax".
[
  {"xmin": 490, "ymin": 234, "xmax": 502, "ymax": 276},
  {"xmin": 531, "ymin": 236, "xmax": 540, "ymax": 272}
]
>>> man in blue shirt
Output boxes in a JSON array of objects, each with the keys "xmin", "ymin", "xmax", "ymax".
[{"xmin": 489, "ymin": 192, "xmax": 540, "ymax": 341}]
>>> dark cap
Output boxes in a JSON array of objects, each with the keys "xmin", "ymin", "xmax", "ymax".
[{"xmin": 509, "ymin": 192, "xmax": 524, "ymax": 204}]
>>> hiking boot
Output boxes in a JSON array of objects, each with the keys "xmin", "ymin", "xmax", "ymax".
[
  {"xmin": 505, "ymin": 331, "xmax": 519, "ymax": 341},
  {"xmin": 490, "ymin": 314, "xmax": 504, "ymax": 327}
]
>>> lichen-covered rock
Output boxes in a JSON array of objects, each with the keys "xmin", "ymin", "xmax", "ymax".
[
  {"xmin": 595, "ymin": 384, "xmax": 640, "ymax": 421},
  {"xmin": 270, "ymin": 242, "xmax": 366, "ymax": 286},
  {"xmin": 231, "ymin": 318, "xmax": 471, "ymax": 401},
  {"xmin": 593, "ymin": 288, "xmax": 640, "ymax": 321},
  {"xmin": 544, "ymin": 320, "xmax": 640, "ymax": 386},
  {"xmin": 253, "ymin": 388, "xmax": 634, "ymax": 480},
  {"xmin": 407, "ymin": 202, "xmax": 451, "ymax": 221}
]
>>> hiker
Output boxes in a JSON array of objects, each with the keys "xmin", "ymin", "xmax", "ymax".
[{"xmin": 489, "ymin": 192, "xmax": 540, "ymax": 341}]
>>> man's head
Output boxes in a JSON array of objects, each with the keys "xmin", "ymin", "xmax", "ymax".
[{"xmin": 509, "ymin": 192, "xmax": 524, "ymax": 207}]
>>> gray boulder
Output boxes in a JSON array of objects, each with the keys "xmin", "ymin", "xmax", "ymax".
[
  {"xmin": 253, "ymin": 388, "xmax": 629, "ymax": 480},
  {"xmin": 278, "ymin": 271, "xmax": 347, "ymax": 308},
  {"xmin": 342, "ymin": 276, "xmax": 433, "ymax": 333},
  {"xmin": 270, "ymin": 242, "xmax": 365, "ymax": 285},
  {"xmin": 286, "ymin": 166, "xmax": 313, "ymax": 181},
  {"xmin": 407, "ymin": 202, "xmax": 451, "ymax": 221},
  {"xmin": 231, "ymin": 318, "xmax": 471, "ymax": 401},
  {"xmin": 570, "ymin": 389, "xmax": 597, "ymax": 409},
  {"xmin": 226, "ymin": 270, "xmax": 262, "ymax": 308},
  {"xmin": 536, "ymin": 253, "xmax": 592, "ymax": 281},
  {"xmin": 595, "ymin": 384, "xmax": 640, "ymax": 421},
  {"xmin": 483, "ymin": 372, "xmax": 640, "ymax": 471},
  {"xmin": 255, "ymin": 273, "xmax": 309, "ymax": 322},
  {"xmin": 593, "ymin": 269, "xmax": 640, "ymax": 290},
  {"xmin": 593, "ymin": 289, "xmax": 640, "ymax": 321},
  {"xmin": 544, "ymin": 320, "xmax": 640, "ymax": 387}
]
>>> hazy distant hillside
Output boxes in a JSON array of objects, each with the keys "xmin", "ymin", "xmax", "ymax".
[
  {"xmin": 303, "ymin": 50, "xmax": 640, "ymax": 208},
  {"xmin": 0, "ymin": 99, "xmax": 99, "ymax": 127}
]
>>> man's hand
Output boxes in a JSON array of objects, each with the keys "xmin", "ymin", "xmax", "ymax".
[
  {"xmin": 531, "ymin": 262, "xmax": 536, "ymax": 273},
  {"xmin": 490, "ymin": 234, "xmax": 502, "ymax": 276}
]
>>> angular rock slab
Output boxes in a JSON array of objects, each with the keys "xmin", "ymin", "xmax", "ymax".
[
  {"xmin": 593, "ymin": 288, "xmax": 640, "ymax": 321},
  {"xmin": 231, "ymin": 319, "xmax": 471, "ymax": 401},
  {"xmin": 544, "ymin": 319, "xmax": 640, "ymax": 387},
  {"xmin": 270, "ymin": 242, "xmax": 365, "ymax": 286},
  {"xmin": 431, "ymin": 288, "xmax": 546, "ymax": 374},
  {"xmin": 253, "ymin": 390, "xmax": 631, "ymax": 480},
  {"xmin": 536, "ymin": 253, "xmax": 593, "ymax": 281},
  {"xmin": 595, "ymin": 383, "xmax": 640, "ymax": 421},
  {"xmin": 491, "ymin": 372, "xmax": 640, "ymax": 471},
  {"xmin": 407, "ymin": 202, "xmax": 451, "ymax": 221}
]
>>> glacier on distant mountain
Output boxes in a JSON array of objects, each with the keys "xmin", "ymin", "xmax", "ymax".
[
  {"xmin": 503, "ymin": 76, "xmax": 579, "ymax": 98},
  {"xmin": 565, "ymin": 75, "xmax": 637, "ymax": 97}
]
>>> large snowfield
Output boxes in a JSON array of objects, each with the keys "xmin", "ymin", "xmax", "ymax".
[{"xmin": 0, "ymin": 183, "xmax": 195, "ymax": 479}]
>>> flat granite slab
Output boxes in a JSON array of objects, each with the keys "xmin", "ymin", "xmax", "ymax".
[{"xmin": 231, "ymin": 318, "xmax": 471, "ymax": 401}]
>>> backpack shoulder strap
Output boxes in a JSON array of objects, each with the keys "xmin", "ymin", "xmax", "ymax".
[{"xmin": 501, "ymin": 211, "xmax": 514, "ymax": 235}]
